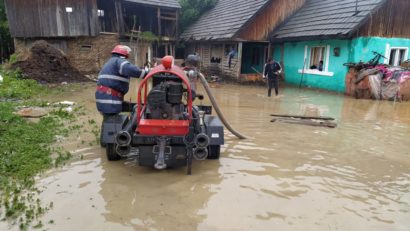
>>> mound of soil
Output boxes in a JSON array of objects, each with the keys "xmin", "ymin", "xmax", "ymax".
[{"xmin": 13, "ymin": 40, "xmax": 90, "ymax": 83}]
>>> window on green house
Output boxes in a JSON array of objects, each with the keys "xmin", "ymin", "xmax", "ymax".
[
  {"xmin": 309, "ymin": 46, "xmax": 325, "ymax": 71},
  {"xmin": 389, "ymin": 48, "xmax": 408, "ymax": 66},
  {"xmin": 299, "ymin": 45, "xmax": 333, "ymax": 76}
]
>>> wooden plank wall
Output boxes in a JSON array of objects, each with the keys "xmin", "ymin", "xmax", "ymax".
[
  {"xmin": 5, "ymin": 0, "xmax": 99, "ymax": 38},
  {"xmin": 237, "ymin": 0, "xmax": 306, "ymax": 41},
  {"xmin": 358, "ymin": 0, "xmax": 410, "ymax": 38},
  {"xmin": 191, "ymin": 42, "xmax": 241, "ymax": 79}
]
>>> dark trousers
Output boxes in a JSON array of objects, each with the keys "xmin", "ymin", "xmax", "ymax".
[{"xmin": 267, "ymin": 77, "xmax": 279, "ymax": 97}]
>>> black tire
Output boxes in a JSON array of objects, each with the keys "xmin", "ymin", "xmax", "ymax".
[
  {"xmin": 100, "ymin": 131, "xmax": 106, "ymax": 148},
  {"xmin": 106, "ymin": 144, "xmax": 121, "ymax": 161},
  {"xmin": 207, "ymin": 145, "xmax": 221, "ymax": 159},
  {"xmin": 100, "ymin": 123, "xmax": 106, "ymax": 148}
]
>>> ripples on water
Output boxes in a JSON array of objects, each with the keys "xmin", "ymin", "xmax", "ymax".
[
  {"xmin": 6, "ymin": 84, "xmax": 408, "ymax": 231},
  {"xmin": 197, "ymin": 86, "xmax": 410, "ymax": 230}
]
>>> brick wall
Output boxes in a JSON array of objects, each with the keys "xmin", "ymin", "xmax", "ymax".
[
  {"xmin": 14, "ymin": 33, "xmax": 120, "ymax": 74},
  {"xmin": 67, "ymin": 33, "xmax": 119, "ymax": 74}
]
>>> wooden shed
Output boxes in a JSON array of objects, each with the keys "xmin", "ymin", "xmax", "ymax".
[
  {"xmin": 5, "ymin": 0, "xmax": 180, "ymax": 74},
  {"xmin": 180, "ymin": 0, "xmax": 306, "ymax": 81}
]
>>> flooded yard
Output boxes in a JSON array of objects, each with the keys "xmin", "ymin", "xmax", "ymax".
[{"xmin": 3, "ymin": 83, "xmax": 410, "ymax": 231}]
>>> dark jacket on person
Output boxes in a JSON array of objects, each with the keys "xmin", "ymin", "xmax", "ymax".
[
  {"xmin": 264, "ymin": 61, "xmax": 281, "ymax": 79},
  {"xmin": 95, "ymin": 54, "xmax": 145, "ymax": 114}
]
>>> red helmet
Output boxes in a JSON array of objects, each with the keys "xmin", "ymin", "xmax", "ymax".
[{"xmin": 112, "ymin": 45, "xmax": 132, "ymax": 58}]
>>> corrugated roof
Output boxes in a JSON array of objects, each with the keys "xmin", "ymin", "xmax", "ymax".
[
  {"xmin": 180, "ymin": 0, "xmax": 269, "ymax": 41},
  {"xmin": 124, "ymin": 0, "xmax": 181, "ymax": 9},
  {"xmin": 272, "ymin": 0, "xmax": 386, "ymax": 40}
]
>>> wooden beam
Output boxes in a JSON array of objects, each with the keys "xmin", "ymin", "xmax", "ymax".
[
  {"xmin": 270, "ymin": 114, "xmax": 335, "ymax": 121},
  {"xmin": 159, "ymin": 16, "xmax": 177, "ymax": 21}
]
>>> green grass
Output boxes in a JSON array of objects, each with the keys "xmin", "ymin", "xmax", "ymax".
[
  {"xmin": 0, "ymin": 69, "xmax": 82, "ymax": 229},
  {"xmin": 0, "ymin": 69, "xmax": 44, "ymax": 99}
]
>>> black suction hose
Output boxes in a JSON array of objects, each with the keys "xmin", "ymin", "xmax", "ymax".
[{"xmin": 198, "ymin": 73, "xmax": 247, "ymax": 139}]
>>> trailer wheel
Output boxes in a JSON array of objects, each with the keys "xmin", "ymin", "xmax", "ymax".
[
  {"xmin": 100, "ymin": 123, "xmax": 106, "ymax": 147},
  {"xmin": 100, "ymin": 131, "xmax": 106, "ymax": 148},
  {"xmin": 106, "ymin": 144, "xmax": 121, "ymax": 161},
  {"xmin": 207, "ymin": 145, "xmax": 220, "ymax": 159}
]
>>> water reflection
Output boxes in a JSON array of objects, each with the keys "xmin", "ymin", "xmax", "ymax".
[{"xmin": 4, "ymin": 83, "xmax": 409, "ymax": 231}]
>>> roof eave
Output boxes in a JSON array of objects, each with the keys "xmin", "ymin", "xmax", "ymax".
[
  {"xmin": 271, "ymin": 34, "xmax": 351, "ymax": 43},
  {"xmin": 123, "ymin": 0, "xmax": 181, "ymax": 9}
]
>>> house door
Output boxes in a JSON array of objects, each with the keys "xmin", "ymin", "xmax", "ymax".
[{"xmin": 241, "ymin": 43, "xmax": 268, "ymax": 74}]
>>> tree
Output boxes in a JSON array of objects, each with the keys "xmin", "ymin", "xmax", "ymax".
[
  {"xmin": 0, "ymin": 0, "xmax": 13, "ymax": 63},
  {"xmin": 179, "ymin": 0, "xmax": 218, "ymax": 32}
]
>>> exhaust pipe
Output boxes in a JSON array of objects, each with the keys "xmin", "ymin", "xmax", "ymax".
[
  {"xmin": 116, "ymin": 145, "xmax": 131, "ymax": 157},
  {"xmin": 116, "ymin": 109, "xmax": 138, "ymax": 146},
  {"xmin": 194, "ymin": 133, "xmax": 210, "ymax": 148},
  {"xmin": 193, "ymin": 147, "xmax": 208, "ymax": 160},
  {"xmin": 116, "ymin": 131, "xmax": 132, "ymax": 146}
]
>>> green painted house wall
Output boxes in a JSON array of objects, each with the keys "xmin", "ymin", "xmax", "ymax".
[
  {"xmin": 278, "ymin": 37, "xmax": 410, "ymax": 93},
  {"xmin": 350, "ymin": 37, "xmax": 410, "ymax": 63},
  {"xmin": 281, "ymin": 39, "xmax": 350, "ymax": 92}
]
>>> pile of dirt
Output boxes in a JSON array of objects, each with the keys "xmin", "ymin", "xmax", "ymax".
[{"xmin": 13, "ymin": 40, "xmax": 90, "ymax": 83}]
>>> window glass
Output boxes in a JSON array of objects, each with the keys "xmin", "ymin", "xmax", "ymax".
[
  {"xmin": 309, "ymin": 47, "xmax": 325, "ymax": 71},
  {"xmin": 389, "ymin": 48, "xmax": 408, "ymax": 66},
  {"xmin": 389, "ymin": 49, "xmax": 397, "ymax": 66},
  {"xmin": 98, "ymin": 9, "xmax": 105, "ymax": 17},
  {"xmin": 399, "ymin": 49, "xmax": 406, "ymax": 65}
]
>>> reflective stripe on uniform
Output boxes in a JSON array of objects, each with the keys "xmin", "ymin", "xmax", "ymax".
[
  {"xmin": 139, "ymin": 70, "xmax": 146, "ymax": 78},
  {"xmin": 119, "ymin": 61, "xmax": 129, "ymax": 75},
  {"xmin": 98, "ymin": 74, "xmax": 129, "ymax": 83},
  {"xmin": 96, "ymin": 99, "xmax": 123, "ymax": 105}
]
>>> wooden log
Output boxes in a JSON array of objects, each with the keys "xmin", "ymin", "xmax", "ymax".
[
  {"xmin": 271, "ymin": 118, "xmax": 337, "ymax": 128},
  {"xmin": 270, "ymin": 114, "xmax": 335, "ymax": 121}
]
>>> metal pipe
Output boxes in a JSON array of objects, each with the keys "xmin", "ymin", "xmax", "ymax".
[
  {"xmin": 194, "ymin": 133, "xmax": 210, "ymax": 148},
  {"xmin": 116, "ymin": 145, "xmax": 131, "ymax": 157},
  {"xmin": 198, "ymin": 73, "xmax": 247, "ymax": 139},
  {"xmin": 193, "ymin": 147, "xmax": 208, "ymax": 160},
  {"xmin": 115, "ymin": 109, "xmax": 138, "ymax": 146},
  {"xmin": 116, "ymin": 131, "xmax": 132, "ymax": 146}
]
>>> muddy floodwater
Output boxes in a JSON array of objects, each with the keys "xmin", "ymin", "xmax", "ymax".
[{"xmin": 3, "ymin": 83, "xmax": 410, "ymax": 231}]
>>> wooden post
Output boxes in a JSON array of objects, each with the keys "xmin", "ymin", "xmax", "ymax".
[
  {"xmin": 237, "ymin": 42, "xmax": 243, "ymax": 79},
  {"xmin": 157, "ymin": 8, "xmax": 161, "ymax": 37},
  {"xmin": 114, "ymin": 0, "xmax": 124, "ymax": 34},
  {"xmin": 175, "ymin": 9, "xmax": 179, "ymax": 38}
]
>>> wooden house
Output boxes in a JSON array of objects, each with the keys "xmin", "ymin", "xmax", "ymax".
[
  {"xmin": 271, "ymin": 0, "xmax": 410, "ymax": 93},
  {"xmin": 5, "ymin": 0, "xmax": 180, "ymax": 74},
  {"xmin": 180, "ymin": 0, "xmax": 306, "ymax": 81}
]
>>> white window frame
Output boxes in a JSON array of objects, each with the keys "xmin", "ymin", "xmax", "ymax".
[
  {"xmin": 97, "ymin": 9, "xmax": 105, "ymax": 17},
  {"xmin": 387, "ymin": 46, "xmax": 408, "ymax": 66},
  {"xmin": 65, "ymin": 7, "xmax": 73, "ymax": 13},
  {"xmin": 298, "ymin": 45, "xmax": 334, "ymax": 77}
]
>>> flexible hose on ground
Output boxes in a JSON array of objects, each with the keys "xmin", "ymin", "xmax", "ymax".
[{"xmin": 198, "ymin": 73, "xmax": 247, "ymax": 139}]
